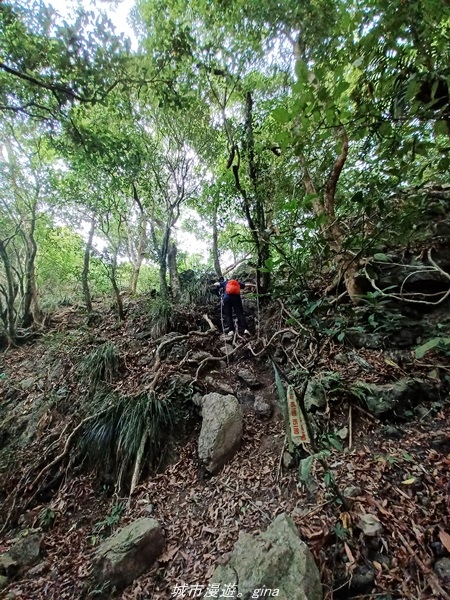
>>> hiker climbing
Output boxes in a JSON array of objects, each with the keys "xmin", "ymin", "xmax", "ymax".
[{"xmin": 212, "ymin": 277, "xmax": 255, "ymax": 337}]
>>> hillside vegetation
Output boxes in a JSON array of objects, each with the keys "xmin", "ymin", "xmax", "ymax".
[{"xmin": 1, "ymin": 1, "xmax": 450, "ymax": 599}]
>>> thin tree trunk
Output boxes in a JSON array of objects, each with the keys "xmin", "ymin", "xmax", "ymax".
[
  {"xmin": 0, "ymin": 239, "xmax": 17, "ymax": 345},
  {"xmin": 167, "ymin": 242, "xmax": 180, "ymax": 299},
  {"xmin": 110, "ymin": 248, "xmax": 125, "ymax": 321},
  {"xmin": 22, "ymin": 215, "xmax": 41, "ymax": 328},
  {"xmin": 212, "ymin": 203, "xmax": 223, "ymax": 279},
  {"xmin": 159, "ymin": 262, "xmax": 168, "ymax": 298},
  {"xmin": 82, "ymin": 218, "xmax": 95, "ymax": 314},
  {"xmin": 130, "ymin": 217, "xmax": 147, "ymax": 295}
]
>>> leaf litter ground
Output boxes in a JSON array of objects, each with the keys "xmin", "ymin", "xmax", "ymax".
[{"xmin": 1, "ymin": 300, "xmax": 450, "ymax": 600}]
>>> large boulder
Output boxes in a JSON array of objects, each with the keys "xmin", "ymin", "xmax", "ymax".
[
  {"xmin": 351, "ymin": 378, "xmax": 439, "ymax": 418},
  {"xmin": 198, "ymin": 393, "xmax": 243, "ymax": 474},
  {"xmin": 206, "ymin": 513, "xmax": 322, "ymax": 600},
  {"xmin": 92, "ymin": 517, "xmax": 165, "ymax": 590}
]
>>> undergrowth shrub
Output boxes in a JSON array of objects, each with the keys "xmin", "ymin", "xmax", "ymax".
[
  {"xmin": 78, "ymin": 342, "xmax": 119, "ymax": 391},
  {"xmin": 78, "ymin": 391, "xmax": 173, "ymax": 491},
  {"xmin": 148, "ymin": 296, "xmax": 173, "ymax": 338}
]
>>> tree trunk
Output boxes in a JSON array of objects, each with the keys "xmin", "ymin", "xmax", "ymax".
[
  {"xmin": 212, "ymin": 202, "xmax": 223, "ymax": 278},
  {"xmin": 0, "ymin": 239, "xmax": 17, "ymax": 346},
  {"xmin": 159, "ymin": 261, "xmax": 168, "ymax": 298},
  {"xmin": 230, "ymin": 91, "xmax": 271, "ymax": 295},
  {"xmin": 129, "ymin": 215, "xmax": 147, "ymax": 295},
  {"xmin": 22, "ymin": 228, "xmax": 40, "ymax": 328},
  {"xmin": 167, "ymin": 242, "xmax": 180, "ymax": 299},
  {"xmin": 300, "ymin": 130, "xmax": 363, "ymax": 304},
  {"xmin": 82, "ymin": 217, "xmax": 95, "ymax": 314},
  {"xmin": 110, "ymin": 247, "xmax": 125, "ymax": 321}
]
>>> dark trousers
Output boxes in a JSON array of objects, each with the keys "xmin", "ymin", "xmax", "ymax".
[{"xmin": 223, "ymin": 295, "xmax": 248, "ymax": 332}]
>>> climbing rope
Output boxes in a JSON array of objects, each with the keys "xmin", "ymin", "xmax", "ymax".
[{"xmin": 219, "ymin": 288, "xmax": 231, "ymax": 368}]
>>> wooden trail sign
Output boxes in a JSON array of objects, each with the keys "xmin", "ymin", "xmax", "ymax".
[{"xmin": 287, "ymin": 385, "xmax": 310, "ymax": 445}]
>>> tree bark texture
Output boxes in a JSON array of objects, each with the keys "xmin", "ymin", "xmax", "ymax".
[
  {"xmin": 167, "ymin": 242, "xmax": 180, "ymax": 299},
  {"xmin": 0, "ymin": 238, "xmax": 17, "ymax": 345},
  {"xmin": 82, "ymin": 217, "xmax": 95, "ymax": 314},
  {"xmin": 212, "ymin": 202, "xmax": 223, "ymax": 279}
]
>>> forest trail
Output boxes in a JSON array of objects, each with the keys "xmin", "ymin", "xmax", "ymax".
[{"xmin": 1, "ymin": 292, "xmax": 450, "ymax": 599}]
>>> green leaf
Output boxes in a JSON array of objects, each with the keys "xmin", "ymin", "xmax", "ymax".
[
  {"xmin": 434, "ymin": 121, "xmax": 448, "ymax": 137},
  {"xmin": 415, "ymin": 337, "xmax": 450, "ymax": 359},
  {"xmin": 299, "ymin": 455, "xmax": 314, "ymax": 483},
  {"xmin": 295, "ymin": 59, "xmax": 309, "ymax": 82},
  {"xmin": 272, "ymin": 107, "xmax": 291, "ymax": 124},
  {"xmin": 373, "ymin": 253, "xmax": 392, "ymax": 263}
]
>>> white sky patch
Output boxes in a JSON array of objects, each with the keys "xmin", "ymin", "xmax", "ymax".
[
  {"xmin": 47, "ymin": 0, "xmax": 138, "ymax": 48},
  {"xmin": 41, "ymin": 0, "xmax": 225, "ymax": 265}
]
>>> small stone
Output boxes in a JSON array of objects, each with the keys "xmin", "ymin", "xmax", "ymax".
[
  {"xmin": 343, "ymin": 485, "xmax": 362, "ymax": 499},
  {"xmin": 334, "ymin": 353, "xmax": 348, "ymax": 365},
  {"xmin": 204, "ymin": 377, "xmax": 234, "ymax": 395},
  {"xmin": 144, "ymin": 504, "xmax": 154, "ymax": 515},
  {"xmin": 283, "ymin": 451, "xmax": 294, "ymax": 469},
  {"xmin": 382, "ymin": 425, "xmax": 403, "ymax": 440},
  {"xmin": 254, "ymin": 396, "xmax": 272, "ymax": 418},
  {"xmin": 350, "ymin": 564, "xmax": 375, "ymax": 591},
  {"xmin": 237, "ymin": 368, "xmax": 261, "ymax": 389},
  {"xmin": 349, "ymin": 352, "xmax": 372, "ymax": 371},
  {"xmin": 190, "ymin": 351, "xmax": 213, "ymax": 363},
  {"xmin": 0, "ymin": 554, "xmax": 19, "ymax": 577},
  {"xmin": 435, "ymin": 557, "xmax": 450, "ymax": 583},
  {"xmin": 27, "ymin": 562, "xmax": 47, "ymax": 577},
  {"xmin": 358, "ymin": 514, "xmax": 383, "ymax": 537},
  {"xmin": 236, "ymin": 390, "xmax": 255, "ymax": 405},
  {"xmin": 336, "ymin": 427, "xmax": 348, "ymax": 440}
]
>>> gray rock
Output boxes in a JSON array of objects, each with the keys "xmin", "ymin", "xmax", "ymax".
[
  {"xmin": 343, "ymin": 485, "xmax": 362, "ymax": 499},
  {"xmin": 0, "ymin": 575, "xmax": 8, "ymax": 590},
  {"xmin": 382, "ymin": 425, "xmax": 404, "ymax": 439},
  {"xmin": 434, "ymin": 557, "xmax": 450, "ymax": 583},
  {"xmin": 254, "ymin": 396, "xmax": 272, "ymax": 418},
  {"xmin": 350, "ymin": 564, "xmax": 375, "ymax": 592},
  {"xmin": 358, "ymin": 514, "xmax": 382, "ymax": 537},
  {"xmin": 27, "ymin": 562, "xmax": 47, "ymax": 576},
  {"xmin": 92, "ymin": 517, "xmax": 165, "ymax": 589},
  {"xmin": 192, "ymin": 392, "xmax": 204, "ymax": 408},
  {"xmin": 346, "ymin": 331, "xmax": 384, "ymax": 349},
  {"xmin": 198, "ymin": 393, "xmax": 243, "ymax": 474},
  {"xmin": 190, "ymin": 351, "xmax": 214, "ymax": 363},
  {"xmin": 206, "ymin": 513, "xmax": 322, "ymax": 600},
  {"xmin": 334, "ymin": 353, "xmax": 348, "ymax": 365},
  {"xmin": 9, "ymin": 532, "xmax": 43, "ymax": 567},
  {"xmin": 204, "ymin": 377, "xmax": 234, "ymax": 395},
  {"xmin": 360, "ymin": 378, "xmax": 438, "ymax": 418},
  {"xmin": 237, "ymin": 368, "xmax": 261, "ymax": 389},
  {"xmin": 348, "ymin": 352, "xmax": 372, "ymax": 371},
  {"xmin": 237, "ymin": 390, "xmax": 255, "ymax": 405},
  {"xmin": 0, "ymin": 554, "xmax": 19, "ymax": 577}
]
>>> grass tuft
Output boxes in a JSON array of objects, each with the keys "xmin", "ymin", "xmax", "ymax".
[
  {"xmin": 79, "ymin": 342, "xmax": 119, "ymax": 391},
  {"xmin": 78, "ymin": 391, "xmax": 173, "ymax": 491}
]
